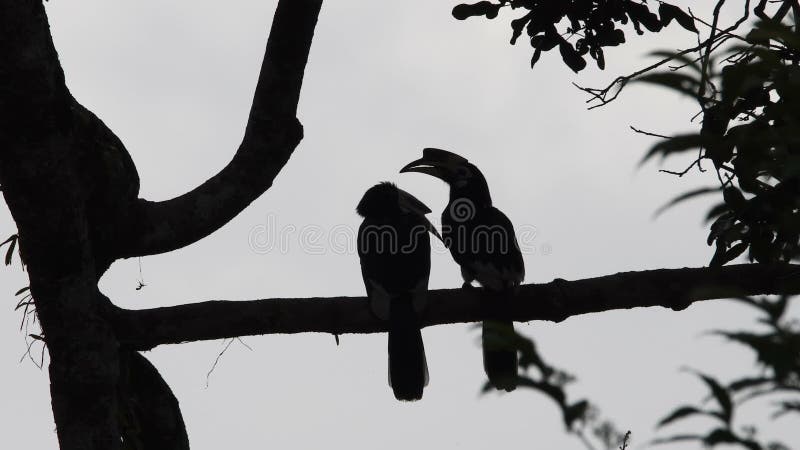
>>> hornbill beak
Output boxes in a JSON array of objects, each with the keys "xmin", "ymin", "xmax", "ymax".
[
  {"xmin": 399, "ymin": 147, "xmax": 466, "ymax": 180},
  {"xmin": 399, "ymin": 162, "xmax": 448, "ymax": 180},
  {"xmin": 397, "ymin": 188, "xmax": 443, "ymax": 243}
]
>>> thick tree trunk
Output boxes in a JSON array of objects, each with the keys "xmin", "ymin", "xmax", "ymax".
[
  {"xmin": 0, "ymin": 2, "xmax": 122, "ymax": 448},
  {"xmin": 0, "ymin": 1, "xmax": 322, "ymax": 449}
]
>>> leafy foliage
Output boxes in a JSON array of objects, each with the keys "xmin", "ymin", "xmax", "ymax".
[
  {"xmin": 654, "ymin": 296, "xmax": 799, "ymax": 449},
  {"xmin": 499, "ymin": 329, "xmax": 629, "ymax": 450},
  {"xmin": 449, "ymin": 2, "xmax": 800, "ymax": 448},
  {"xmin": 452, "ymin": 0, "xmax": 697, "ymax": 71},
  {"xmin": 640, "ymin": 7, "xmax": 800, "ymax": 266}
]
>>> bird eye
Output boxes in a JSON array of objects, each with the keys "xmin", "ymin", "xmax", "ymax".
[{"xmin": 457, "ymin": 167, "xmax": 469, "ymax": 177}]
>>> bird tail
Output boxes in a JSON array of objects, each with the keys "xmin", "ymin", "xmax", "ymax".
[
  {"xmin": 482, "ymin": 319, "xmax": 518, "ymax": 391},
  {"xmin": 481, "ymin": 287, "xmax": 518, "ymax": 392},
  {"xmin": 388, "ymin": 294, "xmax": 428, "ymax": 401}
]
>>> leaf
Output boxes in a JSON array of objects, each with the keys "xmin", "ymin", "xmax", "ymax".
[
  {"xmin": 723, "ymin": 186, "xmax": 746, "ymax": 210},
  {"xmin": 14, "ymin": 286, "xmax": 30, "ymax": 296},
  {"xmin": 5, "ymin": 237, "xmax": 16, "ymax": 266},
  {"xmin": 559, "ymin": 41, "xmax": 586, "ymax": 73},
  {"xmin": 715, "ymin": 329, "xmax": 800, "ymax": 382},
  {"xmin": 651, "ymin": 434, "xmax": 703, "ymax": 446},
  {"xmin": 658, "ymin": 3, "xmax": 697, "ymax": 32},
  {"xmin": 710, "ymin": 241, "xmax": 748, "ymax": 267},
  {"xmin": 726, "ymin": 242, "xmax": 748, "ymax": 262},
  {"xmin": 563, "ymin": 399, "xmax": 590, "ymax": 429},
  {"xmin": 642, "ymin": 133, "xmax": 704, "ymax": 162},
  {"xmin": 516, "ymin": 377, "xmax": 567, "ymax": 405},
  {"xmin": 773, "ymin": 400, "xmax": 800, "ymax": 418},
  {"xmin": 709, "ymin": 241, "xmax": 728, "ymax": 267},
  {"xmin": 703, "ymin": 428, "xmax": 739, "ymax": 446},
  {"xmin": 510, "ymin": 14, "xmax": 531, "ymax": 44},
  {"xmin": 657, "ymin": 406, "xmax": 704, "ymax": 427},
  {"xmin": 637, "ymin": 72, "xmax": 701, "ymax": 98},
  {"xmin": 694, "ymin": 372, "xmax": 733, "ymax": 424},
  {"xmin": 705, "ymin": 203, "xmax": 730, "ymax": 222},
  {"xmin": 590, "ymin": 46, "xmax": 605, "ymax": 70},
  {"xmin": 747, "ymin": 20, "xmax": 800, "ymax": 49},
  {"xmin": 626, "ymin": 2, "xmax": 662, "ymax": 33},
  {"xmin": 654, "ymin": 187, "xmax": 720, "ymax": 217},
  {"xmin": 728, "ymin": 376, "xmax": 772, "ymax": 391},
  {"xmin": 595, "ymin": 28, "xmax": 626, "ymax": 47},
  {"xmin": 530, "ymin": 34, "xmax": 559, "ymax": 51},
  {"xmin": 707, "ymin": 212, "xmax": 734, "ymax": 245},
  {"xmin": 530, "ymin": 48, "xmax": 542, "ymax": 68},
  {"xmin": 452, "ymin": 1, "xmax": 502, "ymax": 20}
]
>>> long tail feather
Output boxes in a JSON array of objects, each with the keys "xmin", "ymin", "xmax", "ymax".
[
  {"xmin": 482, "ymin": 319, "xmax": 518, "ymax": 392},
  {"xmin": 388, "ymin": 295, "xmax": 428, "ymax": 401}
]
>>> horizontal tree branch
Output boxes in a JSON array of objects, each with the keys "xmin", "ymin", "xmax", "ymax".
[
  {"xmin": 115, "ymin": 0, "xmax": 323, "ymax": 259},
  {"xmin": 113, "ymin": 263, "xmax": 800, "ymax": 351}
]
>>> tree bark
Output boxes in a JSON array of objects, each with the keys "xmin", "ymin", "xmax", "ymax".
[
  {"xmin": 1, "ymin": 2, "xmax": 122, "ymax": 448},
  {"xmin": 112, "ymin": 263, "xmax": 800, "ymax": 351},
  {"xmin": 0, "ymin": 1, "xmax": 323, "ymax": 449}
]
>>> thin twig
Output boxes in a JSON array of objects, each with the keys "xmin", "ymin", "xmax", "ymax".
[
  {"xmin": 620, "ymin": 431, "xmax": 632, "ymax": 450},
  {"xmin": 205, "ymin": 338, "xmax": 235, "ymax": 388},
  {"xmin": 659, "ymin": 158, "xmax": 703, "ymax": 177},
  {"xmin": 576, "ymin": 0, "xmax": 752, "ymax": 109},
  {"xmin": 205, "ymin": 338, "xmax": 254, "ymax": 387},
  {"xmin": 629, "ymin": 125, "xmax": 672, "ymax": 139}
]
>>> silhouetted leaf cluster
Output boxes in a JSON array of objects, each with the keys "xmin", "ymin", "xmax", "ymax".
[
  {"xmin": 452, "ymin": 0, "xmax": 696, "ymax": 72},
  {"xmin": 642, "ymin": 12, "xmax": 800, "ymax": 266},
  {"xmin": 483, "ymin": 330, "xmax": 587, "ymax": 429},
  {"xmin": 495, "ymin": 330, "xmax": 628, "ymax": 450},
  {"xmin": 655, "ymin": 296, "xmax": 798, "ymax": 450}
]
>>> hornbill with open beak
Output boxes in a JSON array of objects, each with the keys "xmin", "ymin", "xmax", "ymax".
[
  {"xmin": 400, "ymin": 148, "xmax": 524, "ymax": 392},
  {"xmin": 357, "ymin": 182, "xmax": 441, "ymax": 401}
]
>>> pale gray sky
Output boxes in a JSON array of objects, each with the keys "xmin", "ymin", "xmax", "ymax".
[{"xmin": 0, "ymin": 1, "xmax": 794, "ymax": 449}]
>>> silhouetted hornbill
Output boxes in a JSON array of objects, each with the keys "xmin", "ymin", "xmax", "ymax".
[
  {"xmin": 400, "ymin": 148, "xmax": 524, "ymax": 392},
  {"xmin": 357, "ymin": 182, "xmax": 441, "ymax": 401}
]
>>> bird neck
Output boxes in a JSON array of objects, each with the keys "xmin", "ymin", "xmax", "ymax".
[{"xmin": 449, "ymin": 187, "xmax": 492, "ymax": 209}]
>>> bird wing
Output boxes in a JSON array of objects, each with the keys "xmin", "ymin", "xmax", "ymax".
[
  {"xmin": 358, "ymin": 217, "xmax": 432, "ymax": 318},
  {"xmin": 462, "ymin": 207, "xmax": 525, "ymax": 290}
]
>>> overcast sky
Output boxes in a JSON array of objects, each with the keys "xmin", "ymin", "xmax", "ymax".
[{"xmin": 0, "ymin": 1, "xmax": 794, "ymax": 449}]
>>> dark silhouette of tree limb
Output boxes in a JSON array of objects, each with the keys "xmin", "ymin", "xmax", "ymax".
[
  {"xmin": 115, "ymin": 0, "xmax": 322, "ymax": 259},
  {"xmin": 0, "ymin": 1, "xmax": 322, "ymax": 449},
  {"xmin": 112, "ymin": 263, "xmax": 800, "ymax": 351}
]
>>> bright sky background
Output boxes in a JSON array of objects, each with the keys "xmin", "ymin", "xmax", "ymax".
[{"xmin": 0, "ymin": 1, "xmax": 795, "ymax": 449}]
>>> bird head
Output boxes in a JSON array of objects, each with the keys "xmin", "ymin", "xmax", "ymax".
[
  {"xmin": 400, "ymin": 148, "xmax": 491, "ymax": 206},
  {"xmin": 356, "ymin": 182, "xmax": 442, "ymax": 241}
]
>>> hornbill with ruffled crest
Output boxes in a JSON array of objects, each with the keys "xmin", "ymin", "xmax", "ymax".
[
  {"xmin": 400, "ymin": 148, "xmax": 524, "ymax": 392},
  {"xmin": 357, "ymin": 182, "xmax": 441, "ymax": 401}
]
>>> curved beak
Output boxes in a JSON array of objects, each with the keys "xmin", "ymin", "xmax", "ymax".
[
  {"xmin": 396, "ymin": 188, "xmax": 443, "ymax": 243},
  {"xmin": 400, "ymin": 158, "xmax": 449, "ymax": 180},
  {"xmin": 397, "ymin": 188, "xmax": 431, "ymax": 215}
]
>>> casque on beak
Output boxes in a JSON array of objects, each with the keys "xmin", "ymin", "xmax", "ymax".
[
  {"xmin": 399, "ymin": 161, "xmax": 448, "ymax": 180},
  {"xmin": 399, "ymin": 147, "xmax": 466, "ymax": 180},
  {"xmin": 396, "ymin": 188, "xmax": 443, "ymax": 242}
]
